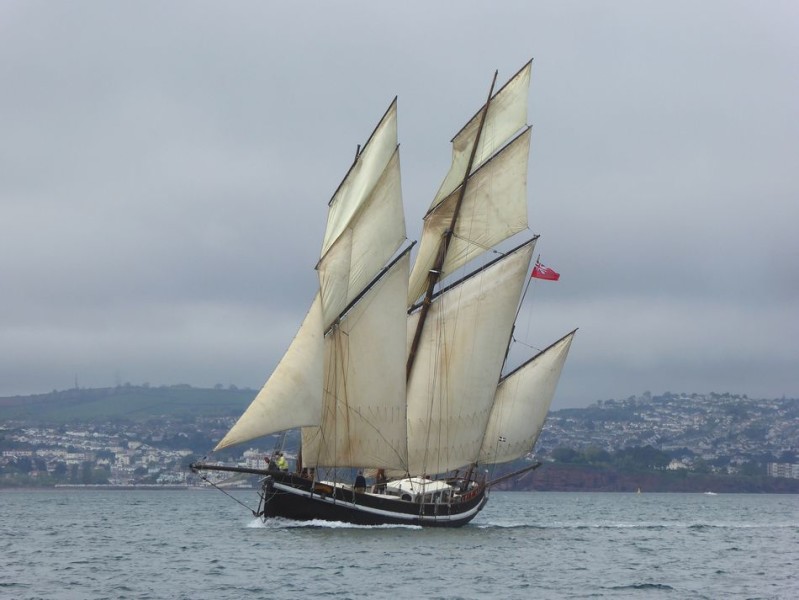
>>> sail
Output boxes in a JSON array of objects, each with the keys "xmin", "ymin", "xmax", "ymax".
[
  {"xmin": 321, "ymin": 99, "xmax": 398, "ymax": 257},
  {"xmin": 318, "ymin": 148, "xmax": 405, "ymax": 328},
  {"xmin": 430, "ymin": 61, "xmax": 531, "ymax": 210},
  {"xmin": 302, "ymin": 250, "xmax": 411, "ymax": 470},
  {"xmin": 407, "ymin": 128, "xmax": 530, "ymax": 305},
  {"xmin": 405, "ymin": 239, "xmax": 536, "ymax": 475},
  {"xmin": 214, "ymin": 294, "xmax": 324, "ymax": 451},
  {"xmin": 478, "ymin": 330, "xmax": 576, "ymax": 464}
]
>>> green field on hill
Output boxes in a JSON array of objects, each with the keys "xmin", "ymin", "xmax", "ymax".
[{"xmin": 0, "ymin": 385, "xmax": 254, "ymax": 423}]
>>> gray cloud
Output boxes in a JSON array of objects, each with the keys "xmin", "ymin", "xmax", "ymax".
[{"xmin": 1, "ymin": 1, "xmax": 797, "ymax": 407}]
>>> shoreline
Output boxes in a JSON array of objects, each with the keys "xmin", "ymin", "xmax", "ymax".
[
  {"xmin": 0, "ymin": 484, "xmax": 254, "ymax": 491},
  {"xmin": 0, "ymin": 484, "xmax": 796, "ymax": 493}
]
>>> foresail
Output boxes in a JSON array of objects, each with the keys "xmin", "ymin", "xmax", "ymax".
[
  {"xmin": 318, "ymin": 148, "xmax": 405, "ymax": 329},
  {"xmin": 321, "ymin": 99, "xmax": 398, "ymax": 257},
  {"xmin": 478, "ymin": 330, "xmax": 576, "ymax": 464},
  {"xmin": 405, "ymin": 239, "xmax": 535, "ymax": 475},
  {"xmin": 302, "ymin": 250, "xmax": 411, "ymax": 470},
  {"xmin": 407, "ymin": 128, "xmax": 530, "ymax": 305},
  {"xmin": 214, "ymin": 294, "xmax": 325, "ymax": 451},
  {"xmin": 430, "ymin": 61, "xmax": 531, "ymax": 211}
]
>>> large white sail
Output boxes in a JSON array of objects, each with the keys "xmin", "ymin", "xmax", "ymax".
[
  {"xmin": 302, "ymin": 251, "xmax": 411, "ymax": 470},
  {"xmin": 430, "ymin": 61, "xmax": 531, "ymax": 210},
  {"xmin": 321, "ymin": 99, "xmax": 398, "ymax": 257},
  {"xmin": 214, "ymin": 294, "xmax": 325, "ymax": 451},
  {"xmin": 405, "ymin": 239, "xmax": 535, "ymax": 475},
  {"xmin": 478, "ymin": 330, "xmax": 576, "ymax": 464},
  {"xmin": 318, "ymin": 148, "xmax": 405, "ymax": 329},
  {"xmin": 407, "ymin": 128, "xmax": 530, "ymax": 305}
]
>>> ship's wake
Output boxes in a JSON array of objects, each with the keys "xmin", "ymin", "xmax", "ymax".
[{"xmin": 246, "ymin": 517, "xmax": 421, "ymax": 530}]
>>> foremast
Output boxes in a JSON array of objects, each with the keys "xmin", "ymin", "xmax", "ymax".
[
  {"xmin": 301, "ymin": 97, "xmax": 411, "ymax": 472},
  {"xmin": 214, "ymin": 98, "xmax": 408, "ymax": 460}
]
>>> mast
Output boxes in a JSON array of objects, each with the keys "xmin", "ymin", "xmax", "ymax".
[{"xmin": 406, "ymin": 70, "xmax": 499, "ymax": 379}]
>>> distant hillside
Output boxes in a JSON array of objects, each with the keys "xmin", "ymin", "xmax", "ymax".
[
  {"xmin": 539, "ymin": 391, "xmax": 798, "ymax": 467},
  {"xmin": 0, "ymin": 385, "xmax": 255, "ymax": 423}
]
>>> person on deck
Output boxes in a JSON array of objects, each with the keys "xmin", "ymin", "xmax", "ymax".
[
  {"xmin": 275, "ymin": 452, "xmax": 288, "ymax": 472},
  {"xmin": 374, "ymin": 469, "xmax": 387, "ymax": 493},
  {"xmin": 354, "ymin": 471, "xmax": 366, "ymax": 493}
]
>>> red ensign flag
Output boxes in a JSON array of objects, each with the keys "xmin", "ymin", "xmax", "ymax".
[{"xmin": 531, "ymin": 261, "xmax": 560, "ymax": 281}]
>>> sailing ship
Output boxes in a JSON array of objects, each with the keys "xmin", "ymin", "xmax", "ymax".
[{"xmin": 192, "ymin": 60, "xmax": 576, "ymax": 527}]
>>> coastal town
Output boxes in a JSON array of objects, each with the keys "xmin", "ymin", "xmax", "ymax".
[
  {"xmin": 537, "ymin": 391, "xmax": 798, "ymax": 476},
  {"xmin": 1, "ymin": 389, "xmax": 797, "ymax": 488}
]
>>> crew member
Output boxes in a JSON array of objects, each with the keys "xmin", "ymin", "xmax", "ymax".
[
  {"xmin": 354, "ymin": 470, "xmax": 366, "ymax": 493},
  {"xmin": 275, "ymin": 452, "xmax": 288, "ymax": 471},
  {"xmin": 374, "ymin": 469, "xmax": 387, "ymax": 493}
]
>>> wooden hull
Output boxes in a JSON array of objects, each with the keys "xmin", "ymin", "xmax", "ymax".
[{"xmin": 260, "ymin": 472, "xmax": 487, "ymax": 528}]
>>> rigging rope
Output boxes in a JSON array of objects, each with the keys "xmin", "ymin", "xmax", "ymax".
[
  {"xmin": 449, "ymin": 232, "xmax": 505, "ymax": 257},
  {"xmin": 510, "ymin": 336, "xmax": 542, "ymax": 353},
  {"xmin": 197, "ymin": 472, "xmax": 259, "ymax": 516}
]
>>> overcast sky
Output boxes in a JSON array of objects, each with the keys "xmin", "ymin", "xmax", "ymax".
[{"xmin": 1, "ymin": 1, "xmax": 797, "ymax": 408}]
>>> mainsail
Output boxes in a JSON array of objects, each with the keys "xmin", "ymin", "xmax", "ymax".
[
  {"xmin": 406, "ymin": 240, "xmax": 536, "ymax": 475},
  {"xmin": 214, "ymin": 61, "xmax": 574, "ymax": 482}
]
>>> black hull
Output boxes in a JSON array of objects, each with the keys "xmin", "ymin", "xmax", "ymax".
[{"xmin": 259, "ymin": 472, "xmax": 487, "ymax": 528}]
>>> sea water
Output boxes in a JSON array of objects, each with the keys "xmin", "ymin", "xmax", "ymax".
[{"xmin": 2, "ymin": 489, "xmax": 797, "ymax": 599}]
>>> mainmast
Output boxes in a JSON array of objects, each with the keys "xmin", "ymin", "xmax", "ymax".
[{"xmin": 406, "ymin": 70, "xmax": 499, "ymax": 379}]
